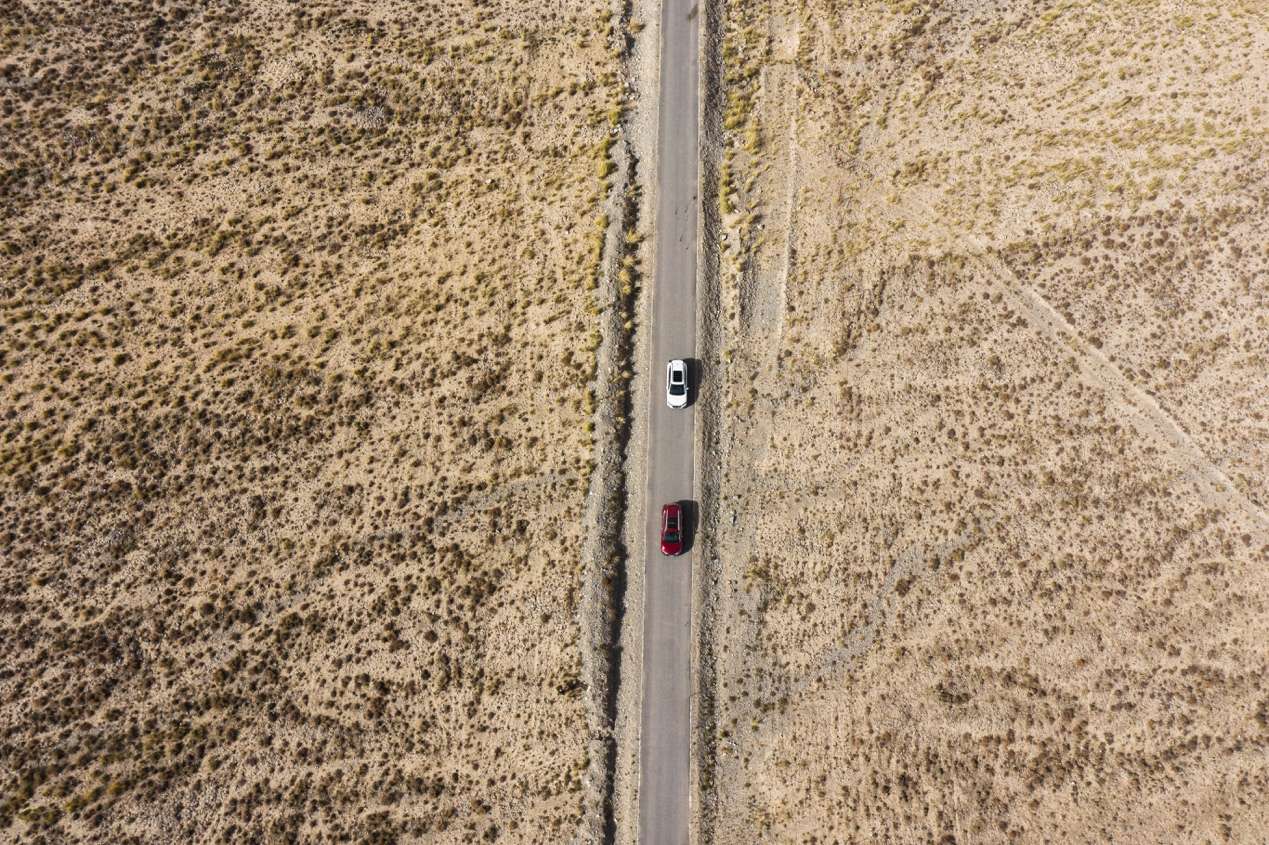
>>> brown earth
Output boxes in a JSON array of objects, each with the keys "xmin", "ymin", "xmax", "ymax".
[
  {"xmin": 701, "ymin": 1, "xmax": 1269, "ymax": 842},
  {"xmin": 0, "ymin": 0, "xmax": 629, "ymax": 842}
]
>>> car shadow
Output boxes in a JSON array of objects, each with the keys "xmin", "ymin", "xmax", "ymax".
[
  {"xmin": 678, "ymin": 499, "xmax": 699, "ymax": 554},
  {"xmin": 683, "ymin": 357, "xmax": 703, "ymax": 409}
]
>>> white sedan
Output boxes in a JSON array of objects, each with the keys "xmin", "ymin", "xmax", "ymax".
[{"xmin": 666, "ymin": 359, "xmax": 688, "ymax": 408}]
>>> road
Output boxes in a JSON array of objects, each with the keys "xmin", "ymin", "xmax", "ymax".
[{"xmin": 637, "ymin": 0, "xmax": 699, "ymax": 841}]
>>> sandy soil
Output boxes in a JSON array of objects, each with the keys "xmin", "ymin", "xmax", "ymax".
[
  {"xmin": 701, "ymin": 1, "xmax": 1269, "ymax": 842},
  {"xmin": 0, "ymin": 1, "xmax": 628, "ymax": 842}
]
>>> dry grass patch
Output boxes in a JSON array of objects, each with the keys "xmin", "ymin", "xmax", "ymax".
[
  {"xmin": 0, "ymin": 0, "xmax": 623, "ymax": 842},
  {"xmin": 702, "ymin": 0, "xmax": 1269, "ymax": 842}
]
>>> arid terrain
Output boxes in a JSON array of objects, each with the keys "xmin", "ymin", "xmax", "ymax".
[
  {"xmin": 701, "ymin": 0, "xmax": 1269, "ymax": 842},
  {"xmin": 0, "ymin": 0, "xmax": 630, "ymax": 841},
  {"xmin": 5, "ymin": 0, "xmax": 1269, "ymax": 841}
]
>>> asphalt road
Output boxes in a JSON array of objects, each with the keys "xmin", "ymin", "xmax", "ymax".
[{"xmin": 637, "ymin": 0, "xmax": 699, "ymax": 841}]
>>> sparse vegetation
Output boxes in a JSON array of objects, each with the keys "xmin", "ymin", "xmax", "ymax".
[
  {"xmin": 701, "ymin": 0, "xmax": 1269, "ymax": 841},
  {"xmin": 0, "ymin": 0, "xmax": 629, "ymax": 841}
]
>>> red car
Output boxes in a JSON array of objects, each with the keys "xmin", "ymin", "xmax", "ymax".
[{"xmin": 660, "ymin": 502, "xmax": 684, "ymax": 556}]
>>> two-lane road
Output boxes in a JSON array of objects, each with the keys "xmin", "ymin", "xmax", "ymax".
[{"xmin": 638, "ymin": 0, "xmax": 699, "ymax": 841}]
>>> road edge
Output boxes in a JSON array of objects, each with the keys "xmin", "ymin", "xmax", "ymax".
[
  {"xmin": 578, "ymin": 1, "xmax": 649, "ymax": 840},
  {"xmin": 690, "ymin": 0, "xmax": 725, "ymax": 838},
  {"xmin": 610, "ymin": 0, "xmax": 662, "ymax": 838}
]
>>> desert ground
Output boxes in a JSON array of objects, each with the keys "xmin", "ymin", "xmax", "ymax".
[
  {"xmin": 0, "ymin": 0, "xmax": 630, "ymax": 841},
  {"xmin": 701, "ymin": 0, "xmax": 1269, "ymax": 842}
]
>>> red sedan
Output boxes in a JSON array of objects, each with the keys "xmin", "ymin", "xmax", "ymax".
[{"xmin": 660, "ymin": 502, "xmax": 684, "ymax": 556}]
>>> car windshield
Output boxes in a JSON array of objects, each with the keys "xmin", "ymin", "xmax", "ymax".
[
  {"xmin": 663, "ymin": 532, "xmax": 679, "ymax": 543},
  {"xmin": 669, "ymin": 383, "xmax": 685, "ymax": 394}
]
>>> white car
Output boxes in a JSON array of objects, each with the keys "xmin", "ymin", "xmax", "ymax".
[{"xmin": 666, "ymin": 359, "xmax": 688, "ymax": 408}]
